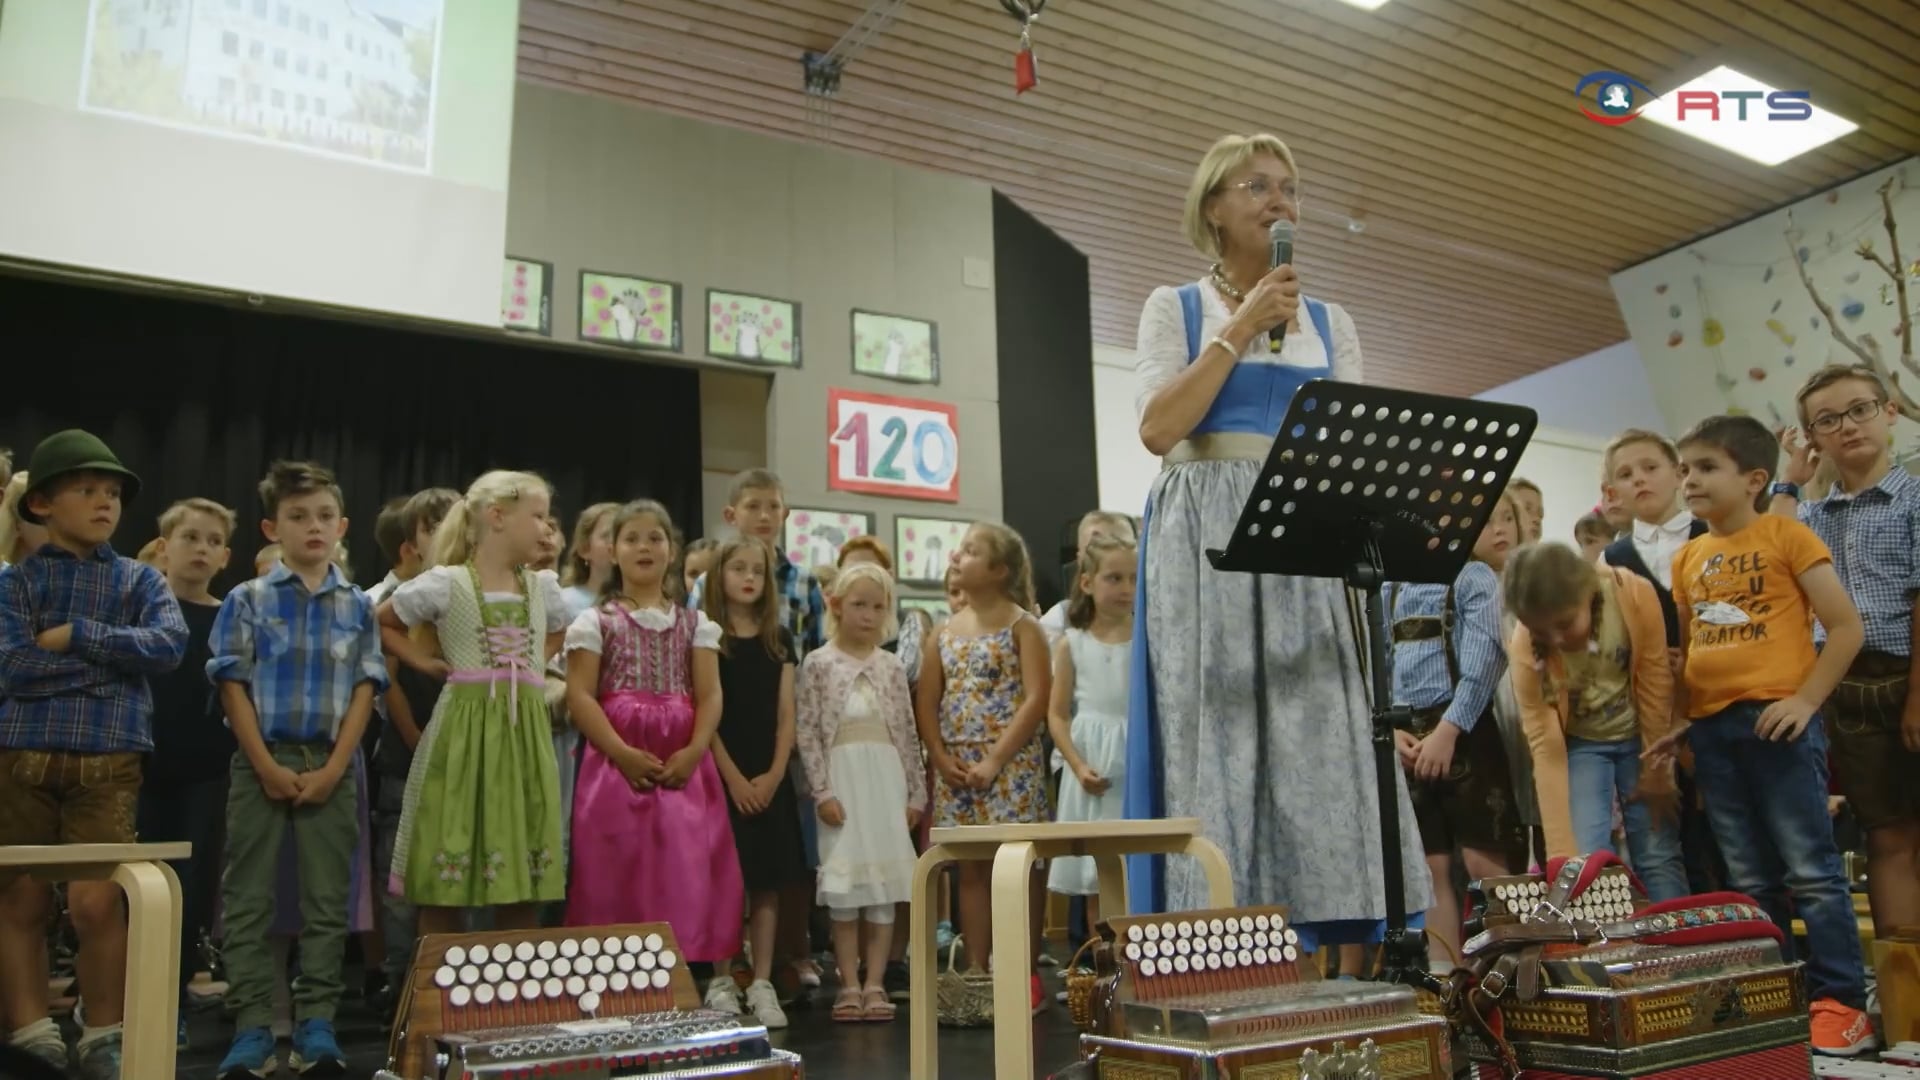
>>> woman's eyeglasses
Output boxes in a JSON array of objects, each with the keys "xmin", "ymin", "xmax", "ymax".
[
  {"xmin": 1807, "ymin": 399, "xmax": 1885, "ymax": 434},
  {"xmin": 1222, "ymin": 177, "xmax": 1300, "ymax": 206}
]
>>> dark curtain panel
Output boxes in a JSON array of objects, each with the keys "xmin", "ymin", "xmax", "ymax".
[
  {"xmin": 992, "ymin": 191, "xmax": 1098, "ymax": 610},
  {"xmin": 0, "ymin": 274, "xmax": 702, "ymax": 591}
]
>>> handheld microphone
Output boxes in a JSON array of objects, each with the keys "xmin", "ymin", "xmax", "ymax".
[{"xmin": 1268, "ymin": 219, "xmax": 1294, "ymax": 352}]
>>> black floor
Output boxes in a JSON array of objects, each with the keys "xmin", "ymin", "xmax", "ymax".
[{"xmin": 175, "ymin": 966, "xmax": 1086, "ymax": 1079}]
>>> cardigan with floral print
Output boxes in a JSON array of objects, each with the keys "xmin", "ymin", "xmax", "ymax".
[{"xmin": 795, "ymin": 642, "xmax": 929, "ymax": 812}]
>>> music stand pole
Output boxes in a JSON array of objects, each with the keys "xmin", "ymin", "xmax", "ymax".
[{"xmin": 1204, "ymin": 380, "xmax": 1537, "ymax": 993}]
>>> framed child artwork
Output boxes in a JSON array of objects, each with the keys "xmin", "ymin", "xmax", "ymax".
[
  {"xmin": 784, "ymin": 507, "xmax": 875, "ymax": 573},
  {"xmin": 502, "ymin": 257, "xmax": 552, "ymax": 335},
  {"xmin": 851, "ymin": 309, "xmax": 939, "ymax": 385},
  {"xmin": 707, "ymin": 289, "xmax": 800, "ymax": 367},
  {"xmin": 893, "ymin": 515, "xmax": 970, "ymax": 586},
  {"xmin": 579, "ymin": 271, "xmax": 681, "ymax": 352}
]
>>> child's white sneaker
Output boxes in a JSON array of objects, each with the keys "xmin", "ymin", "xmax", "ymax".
[
  {"xmin": 744, "ymin": 979, "xmax": 788, "ymax": 1029},
  {"xmin": 703, "ymin": 978, "xmax": 742, "ymax": 1015}
]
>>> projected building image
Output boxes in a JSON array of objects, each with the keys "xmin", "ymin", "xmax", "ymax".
[{"xmin": 83, "ymin": 0, "xmax": 442, "ymax": 170}]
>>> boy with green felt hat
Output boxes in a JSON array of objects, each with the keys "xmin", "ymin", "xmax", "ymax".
[{"xmin": 0, "ymin": 427, "xmax": 186, "ymax": 1080}]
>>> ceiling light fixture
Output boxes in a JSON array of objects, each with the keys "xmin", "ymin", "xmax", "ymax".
[
  {"xmin": 1332, "ymin": 0, "xmax": 1394, "ymax": 8},
  {"xmin": 1636, "ymin": 64, "xmax": 1858, "ymax": 166}
]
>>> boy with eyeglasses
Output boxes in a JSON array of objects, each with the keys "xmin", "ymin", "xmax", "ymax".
[{"xmin": 1774, "ymin": 363, "xmax": 1920, "ymax": 945}]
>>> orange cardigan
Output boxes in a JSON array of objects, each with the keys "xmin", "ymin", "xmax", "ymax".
[{"xmin": 1506, "ymin": 567, "xmax": 1676, "ymax": 860}]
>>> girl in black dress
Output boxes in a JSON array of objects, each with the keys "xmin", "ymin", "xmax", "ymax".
[{"xmin": 701, "ymin": 536, "xmax": 809, "ymax": 1029}]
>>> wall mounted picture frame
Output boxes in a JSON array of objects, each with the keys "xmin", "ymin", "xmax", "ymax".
[
  {"xmin": 501, "ymin": 256, "xmax": 552, "ymax": 335},
  {"xmin": 707, "ymin": 289, "xmax": 800, "ymax": 367},
  {"xmin": 580, "ymin": 270, "xmax": 681, "ymax": 352},
  {"xmin": 784, "ymin": 507, "xmax": 875, "ymax": 572},
  {"xmin": 899, "ymin": 596, "xmax": 951, "ymax": 621},
  {"xmin": 851, "ymin": 309, "xmax": 939, "ymax": 385},
  {"xmin": 893, "ymin": 515, "xmax": 970, "ymax": 586}
]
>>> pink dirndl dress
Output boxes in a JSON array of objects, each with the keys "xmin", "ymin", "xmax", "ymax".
[{"xmin": 565, "ymin": 602, "xmax": 742, "ymax": 961}]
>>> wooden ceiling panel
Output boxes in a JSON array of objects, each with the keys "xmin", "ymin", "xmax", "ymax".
[{"xmin": 517, "ymin": 0, "xmax": 1918, "ymax": 395}]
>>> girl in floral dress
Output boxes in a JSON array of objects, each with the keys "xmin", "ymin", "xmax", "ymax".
[
  {"xmin": 914, "ymin": 522, "xmax": 1051, "ymax": 994},
  {"xmin": 378, "ymin": 471, "xmax": 570, "ymax": 935},
  {"xmin": 563, "ymin": 501, "xmax": 741, "ymax": 962}
]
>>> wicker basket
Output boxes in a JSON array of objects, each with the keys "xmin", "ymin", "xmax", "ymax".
[
  {"xmin": 1064, "ymin": 935, "xmax": 1103, "ymax": 1032},
  {"xmin": 935, "ymin": 939, "xmax": 994, "ymax": 1028}
]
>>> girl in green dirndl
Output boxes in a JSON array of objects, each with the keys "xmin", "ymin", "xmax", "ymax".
[{"xmin": 378, "ymin": 470, "xmax": 572, "ymax": 935}]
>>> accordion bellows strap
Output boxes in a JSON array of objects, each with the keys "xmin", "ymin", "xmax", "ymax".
[{"xmin": 1447, "ymin": 851, "xmax": 1785, "ymax": 1078}]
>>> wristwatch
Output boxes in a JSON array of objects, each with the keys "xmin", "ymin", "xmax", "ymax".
[{"xmin": 1771, "ymin": 481, "xmax": 1801, "ymax": 500}]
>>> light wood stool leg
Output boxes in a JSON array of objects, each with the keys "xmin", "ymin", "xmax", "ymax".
[
  {"xmin": 113, "ymin": 859, "xmax": 182, "ymax": 1080},
  {"xmin": 990, "ymin": 841, "xmax": 1038, "ymax": 1080},
  {"xmin": 1183, "ymin": 836, "xmax": 1236, "ymax": 907},
  {"xmin": 909, "ymin": 844, "xmax": 951, "ymax": 1080},
  {"xmin": 1092, "ymin": 853, "xmax": 1128, "ymax": 926}
]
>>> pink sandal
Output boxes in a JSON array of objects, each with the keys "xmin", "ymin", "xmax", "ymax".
[{"xmin": 862, "ymin": 987, "xmax": 896, "ymax": 1022}]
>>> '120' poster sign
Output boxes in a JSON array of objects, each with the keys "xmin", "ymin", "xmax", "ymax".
[{"xmin": 827, "ymin": 389, "xmax": 959, "ymax": 503}]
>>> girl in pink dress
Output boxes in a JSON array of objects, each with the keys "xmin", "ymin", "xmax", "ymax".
[{"xmin": 562, "ymin": 500, "xmax": 741, "ymax": 962}]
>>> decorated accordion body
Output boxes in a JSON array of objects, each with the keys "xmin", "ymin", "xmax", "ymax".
[
  {"xmin": 1078, "ymin": 905, "xmax": 1452, "ymax": 1079},
  {"xmin": 375, "ymin": 925, "xmax": 802, "ymax": 1080},
  {"xmin": 1463, "ymin": 862, "xmax": 1815, "ymax": 1079}
]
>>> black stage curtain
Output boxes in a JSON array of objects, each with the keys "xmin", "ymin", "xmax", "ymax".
[
  {"xmin": 992, "ymin": 191, "xmax": 1098, "ymax": 611},
  {"xmin": 0, "ymin": 274, "xmax": 702, "ymax": 591}
]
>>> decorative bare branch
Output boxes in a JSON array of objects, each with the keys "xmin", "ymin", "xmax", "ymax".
[
  {"xmin": 1786, "ymin": 186, "xmax": 1920, "ymax": 414},
  {"xmin": 1876, "ymin": 177, "xmax": 1915, "ymax": 374}
]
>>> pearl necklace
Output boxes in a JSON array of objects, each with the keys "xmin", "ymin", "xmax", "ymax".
[{"xmin": 1208, "ymin": 263, "xmax": 1248, "ymax": 302}]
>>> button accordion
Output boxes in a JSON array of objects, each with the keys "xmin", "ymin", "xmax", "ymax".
[
  {"xmin": 375, "ymin": 924, "xmax": 802, "ymax": 1080},
  {"xmin": 1076, "ymin": 905, "xmax": 1453, "ymax": 1079},
  {"xmin": 1461, "ymin": 856, "xmax": 1815, "ymax": 1079}
]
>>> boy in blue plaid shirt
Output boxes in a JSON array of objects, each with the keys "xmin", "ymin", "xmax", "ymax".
[
  {"xmin": 1776, "ymin": 364, "xmax": 1920, "ymax": 946},
  {"xmin": 0, "ymin": 430, "xmax": 187, "ymax": 1080},
  {"xmin": 209, "ymin": 462, "xmax": 387, "ymax": 1080}
]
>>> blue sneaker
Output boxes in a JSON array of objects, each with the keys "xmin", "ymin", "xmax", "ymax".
[
  {"xmin": 217, "ymin": 1027, "xmax": 277, "ymax": 1079},
  {"xmin": 288, "ymin": 1018, "xmax": 345, "ymax": 1077}
]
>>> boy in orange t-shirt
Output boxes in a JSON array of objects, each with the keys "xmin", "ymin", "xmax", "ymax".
[{"xmin": 1651, "ymin": 414, "xmax": 1875, "ymax": 1057}]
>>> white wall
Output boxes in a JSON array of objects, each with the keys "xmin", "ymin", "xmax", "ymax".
[
  {"xmin": 1507, "ymin": 426, "xmax": 1610, "ymax": 547},
  {"xmin": 1610, "ymin": 158, "xmax": 1919, "ymax": 470},
  {"xmin": 1474, "ymin": 341, "xmax": 1665, "ymax": 441},
  {"xmin": 1093, "ymin": 344, "xmax": 1159, "ymax": 516}
]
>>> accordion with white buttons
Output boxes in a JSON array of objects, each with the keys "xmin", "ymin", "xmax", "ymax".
[
  {"xmin": 376, "ymin": 925, "xmax": 802, "ymax": 1080},
  {"xmin": 1461, "ymin": 859, "xmax": 1814, "ymax": 1079},
  {"xmin": 1076, "ymin": 905, "xmax": 1452, "ymax": 1079}
]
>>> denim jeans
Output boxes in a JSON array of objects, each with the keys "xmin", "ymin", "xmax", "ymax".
[
  {"xmin": 1565, "ymin": 736, "xmax": 1689, "ymax": 901},
  {"xmin": 370, "ymin": 771, "xmax": 415, "ymax": 988},
  {"xmin": 1688, "ymin": 703, "xmax": 1866, "ymax": 1009}
]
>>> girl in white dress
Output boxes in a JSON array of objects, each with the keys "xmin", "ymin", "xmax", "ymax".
[
  {"xmin": 796, "ymin": 563, "xmax": 928, "ymax": 1022},
  {"xmin": 1047, "ymin": 535, "xmax": 1137, "ymax": 916}
]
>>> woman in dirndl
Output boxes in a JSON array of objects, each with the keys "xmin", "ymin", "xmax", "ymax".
[{"xmin": 1123, "ymin": 134, "xmax": 1431, "ymax": 956}]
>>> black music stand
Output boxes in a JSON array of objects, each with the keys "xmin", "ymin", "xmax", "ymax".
[{"xmin": 1205, "ymin": 380, "xmax": 1537, "ymax": 991}]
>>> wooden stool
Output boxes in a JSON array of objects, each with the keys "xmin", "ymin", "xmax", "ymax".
[
  {"xmin": 907, "ymin": 819, "xmax": 1234, "ymax": 1080},
  {"xmin": 1875, "ymin": 928, "xmax": 1920, "ymax": 1048},
  {"xmin": 0, "ymin": 843, "xmax": 188, "ymax": 1080}
]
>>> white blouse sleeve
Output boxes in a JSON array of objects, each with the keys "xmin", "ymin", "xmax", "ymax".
[
  {"xmin": 1326, "ymin": 301, "xmax": 1364, "ymax": 384},
  {"xmin": 1133, "ymin": 285, "xmax": 1192, "ymax": 423},
  {"xmin": 535, "ymin": 570, "xmax": 569, "ymax": 632},
  {"xmin": 389, "ymin": 565, "xmax": 457, "ymax": 628},
  {"xmin": 564, "ymin": 607, "xmax": 604, "ymax": 655},
  {"xmin": 691, "ymin": 609, "xmax": 723, "ymax": 651}
]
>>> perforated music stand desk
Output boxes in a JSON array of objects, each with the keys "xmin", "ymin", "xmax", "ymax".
[
  {"xmin": 1206, "ymin": 380, "xmax": 1536, "ymax": 987},
  {"xmin": 0, "ymin": 843, "xmax": 188, "ymax": 1078}
]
